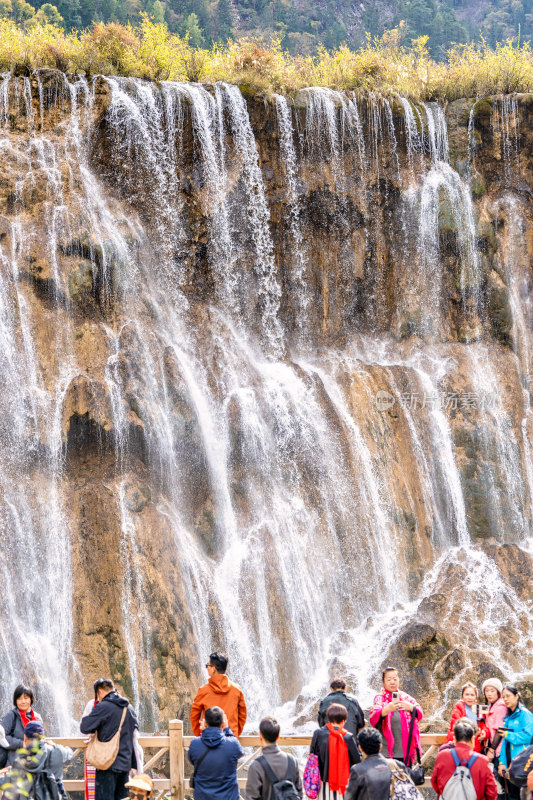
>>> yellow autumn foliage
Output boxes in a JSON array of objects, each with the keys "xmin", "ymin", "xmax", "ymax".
[{"xmin": 0, "ymin": 15, "xmax": 532, "ymax": 99}]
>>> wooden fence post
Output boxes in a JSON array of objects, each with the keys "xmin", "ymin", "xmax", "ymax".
[{"xmin": 169, "ymin": 719, "xmax": 184, "ymax": 800}]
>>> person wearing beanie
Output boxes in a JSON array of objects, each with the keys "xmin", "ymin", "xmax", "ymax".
[
  {"xmin": 23, "ymin": 722, "xmax": 45, "ymax": 740},
  {"xmin": 0, "ymin": 719, "xmax": 74, "ymax": 800},
  {"xmin": 21, "ymin": 721, "xmax": 74, "ymax": 781},
  {"xmin": 483, "ymin": 680, "xmax": 504, "ymax": 695},
  {"xmin": 478, "ymin": 679, "xmax": 507, "ymax": 761}
]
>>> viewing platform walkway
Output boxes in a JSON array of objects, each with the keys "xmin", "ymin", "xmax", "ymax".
[{"xmin": 52, "ymin": 721, "xmax": 447, "ymax": 799}]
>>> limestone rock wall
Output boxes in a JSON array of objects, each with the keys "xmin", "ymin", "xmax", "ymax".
[{"xmin": 0, "ymin": 72, "xmax": 532, "ymax": 731}]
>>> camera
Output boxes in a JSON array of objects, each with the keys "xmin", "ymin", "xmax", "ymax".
[
  {"xmin": 392, "ymin": 692, "xmax": 399, "ymax": 701},
  {"xmin": 472, "ymin": 703, "xmax": 489, "ymax": 716}
]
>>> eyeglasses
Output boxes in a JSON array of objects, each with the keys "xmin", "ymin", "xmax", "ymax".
[{"xmin": 129, "ymin": 791, "xmax": 147, "ymax": 799}]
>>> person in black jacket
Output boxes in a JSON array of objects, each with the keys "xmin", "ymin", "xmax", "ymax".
[
  {"xmin": 310, "ymin": 704, "xmax": 361, "ymax": 796},
  {"xmin": 80, "ymin": 679, "xmax": 139, "ymax": 800},
  {"xmin": 0, "ymin": 685, "xmax": 43, "ymax": 768},
  {"xmin": 318, "ymin": 681, "xmax": 365, "ymax": 736},
  {"xmin": 345, "ymin": 727, "xmax": 394, "ymax": 800}
]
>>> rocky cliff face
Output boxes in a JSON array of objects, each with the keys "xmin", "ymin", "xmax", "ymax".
[{"xmin": 0, "ymin": 72, "xmax": 532, "ymax": 732}]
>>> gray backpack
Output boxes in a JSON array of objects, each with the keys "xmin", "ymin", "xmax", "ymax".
[
  {"xmin": 441, "ymin": 749, "xmax": 479, "ymax": 800},
  {"xmin": 387, "ymin": 760, "xmax": 424, "ymax": 800}
]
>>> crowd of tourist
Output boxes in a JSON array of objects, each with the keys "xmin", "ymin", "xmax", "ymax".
[{"xmin": 0, "ymin": 659, "xmax": 532, "ymax": 800}]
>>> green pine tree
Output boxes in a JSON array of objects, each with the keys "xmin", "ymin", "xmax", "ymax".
[
  {"xmin": 34, "ymin": 2, "xmax": 64, "ymax": 23},
  {"xmin": 152, "ymin": 0, "xmax": 166, "ymax": 23},
  {"xmin": 184, "ymin": 11, "xmax": 205, "ymax": 44},
  {"xmin": 215, "ymin": 0, "xmax": 232, "ymax": 40}
]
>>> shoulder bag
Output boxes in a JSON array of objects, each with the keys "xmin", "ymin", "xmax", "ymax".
[{"xmin": 86, "ymin": 707, "xmax": 127, "ymax": 770}]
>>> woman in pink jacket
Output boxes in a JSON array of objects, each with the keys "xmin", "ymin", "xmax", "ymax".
[
  {"xmin": 369, "ymin": 667, "xmax": 423, "ymax": 766},
  {"xmin": 478, "ymin": 678, "xmax": 508, "ymax": 761}
]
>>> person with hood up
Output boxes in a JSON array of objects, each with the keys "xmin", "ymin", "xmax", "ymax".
[
  {"xmin": 80, "ymin": 679, "xmax": 139, "ymax": 800},
  {"xmin": 369, "ymin": 668, "xmax": 423, "ymax": 768},
  {"xmin": 190, "ymin": 654, "xmax": 247, "ymax": 738},
  {"xmin": 188, "ymin": 706, "xmax": 244, "ymax": 800},
  {"xmin": 1, "ymin": 685, "xmax": 44, "ymax": 768}
]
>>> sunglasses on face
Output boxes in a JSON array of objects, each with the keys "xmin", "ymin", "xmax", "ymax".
[{"xmin": 129, "ymin": 791, "xmax": 147, "ymax": 799}]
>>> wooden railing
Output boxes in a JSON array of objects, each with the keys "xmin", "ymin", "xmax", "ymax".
[{"xmin": 51, "ymin": 722, "xmax": 446, "ymax": 799}]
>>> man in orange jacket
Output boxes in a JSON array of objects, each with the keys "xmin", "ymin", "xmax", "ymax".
[{"xmin": 190, "ymin": 653, "xmax": 247, "ymax": 737}]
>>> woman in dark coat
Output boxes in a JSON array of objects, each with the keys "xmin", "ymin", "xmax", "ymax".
[
  {"xmin": 0, "ymin": 685, "xmax": 43, "ymax": 767},
  {"xmin": 310, "ymin": 704, "xmax": 361, "ymax": 798}
]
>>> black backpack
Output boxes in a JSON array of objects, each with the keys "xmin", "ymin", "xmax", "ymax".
[
  {"xmin": 508, "ymin": 744, "xmax": 533, "ymax": 787},
  {"xmin": 30, "ymin": 772, "xmax": 59, "ymax": 800},
  {"xmin": 257, "ymin": 754, "xmax": 300, "ymax": 800},
  {"xmin": 30, "ymin": 770, "xmax": 67, "ymax": 800},
  {"xmin": 28, "ymin": 750, "xmax": 68, "ymax": 800}
]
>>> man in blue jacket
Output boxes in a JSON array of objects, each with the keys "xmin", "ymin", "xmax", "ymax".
[
  {"xmin": 188, "ymin": 706, "xmax": 244, "ymax": 800},
  {"xmin": 80, "ymin": 679, "xmax": 139, "ymax": 800}
]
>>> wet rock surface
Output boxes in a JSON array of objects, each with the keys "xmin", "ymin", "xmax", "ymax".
[{"xmin": 0, "ymin": 72, "xmax": 532, "ymax": 730}]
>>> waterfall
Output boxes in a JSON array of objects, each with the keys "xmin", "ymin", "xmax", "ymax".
[
  {"xmin": 0, "ymin": 72, "xmax": 81, "ymax": 733},
  {"xmin": 499, "ymin": 95, "xmax": 520, "ymax": 182},
  {"xmin": 221, "ymin": 84, "xmax": 284, "ymax": 357},
  {"xmin": 1, "ymin": 72, "xmax": 533, "ymax": 733},
  {"xmin": 494, "ymin": 196, "xmax": 533, "ymax": 529},
  {"xmin": 274, "ymin": 94, "xmax": 309, "ymax": 341},
  {"xmin": 398, "ymin": 96, "xmax": 423, "ymax": 172},
  {"xmin": 467, "ymin": 103, "xmax": 475, "ymax": 178},
  {"xmin": 401, "ymin": 102, "xmax": 482, "ymax": 338}
]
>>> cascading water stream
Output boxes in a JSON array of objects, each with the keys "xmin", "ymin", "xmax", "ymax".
[
  {"xmin": 0, "ymin": 73, "xmax": 84, "ymax": 733},
  {"xmin": 493, "ymin": 195, "xmax": 533, "ymax": 531},
  {"xmin": 1, "ymin": 72, "xmax": 533, "ymax": 736},
  {"xmin": 274, "ymin": 94, "xmax": 309, "ymax": 341}
]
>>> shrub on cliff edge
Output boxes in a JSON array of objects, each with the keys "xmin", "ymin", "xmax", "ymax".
[{"xmin": 0, "ymin": 15, "xmax": 531, "ymax": 99}]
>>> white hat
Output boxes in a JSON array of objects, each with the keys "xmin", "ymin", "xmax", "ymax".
[
  {"xmin": 125, "ymin": 774, "xmax": 153, "ymax": 794},
  {"xmin": 482, "ymin": 678, "xmax": 503, "ymax": 695}
]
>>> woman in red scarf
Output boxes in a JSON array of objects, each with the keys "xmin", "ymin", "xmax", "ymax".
[
  {"xmin": 310, "ymin": 704, "xmax": 361, "ymax": 798},
  {"xmin": 0, "ymin": 684, "xmax": 43, "ymax": 768}
]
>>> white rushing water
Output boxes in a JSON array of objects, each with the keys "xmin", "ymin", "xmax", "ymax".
[
  {"xmin": 0, "ymin": 76, "xmax": 532, "ymax": 733},
  {"xmin": 0, "ymin": 73, "xmax": 82, "ymax": 733}
]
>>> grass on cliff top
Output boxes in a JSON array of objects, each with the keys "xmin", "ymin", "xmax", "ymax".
[{"xmin": 1, "ymin": 16, "xmax": 533, "ymax": 101}]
